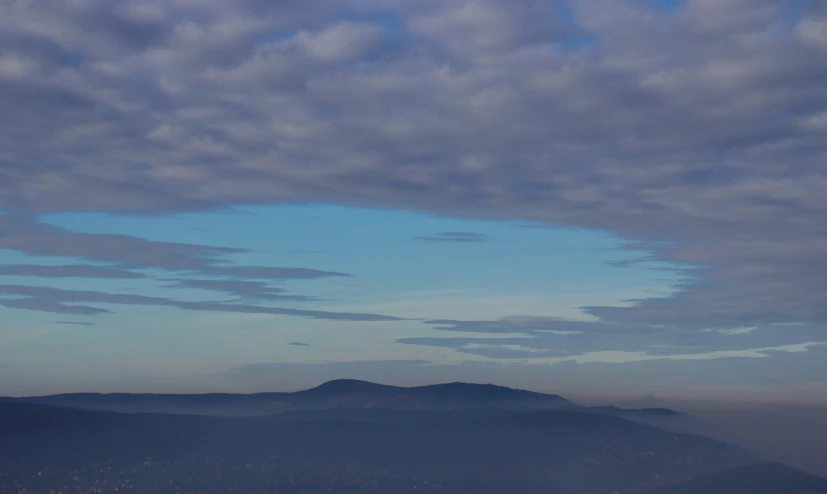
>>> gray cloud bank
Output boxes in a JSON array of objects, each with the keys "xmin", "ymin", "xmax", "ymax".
[
  {"xmin": 0, "ymin": 214, "xmax": 363, "ymax": 320},
  {"xmin": 0, "ymin": 215, "xmax": 348, "ymax": 279},
  {"xmin": 0, "ymin": 0, "xmax": 826, "ymax": 352}
]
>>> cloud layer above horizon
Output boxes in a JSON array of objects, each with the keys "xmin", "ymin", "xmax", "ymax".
[{"xmin": 1, "ymin": 0, "xmax": 826, "ymax": 396}]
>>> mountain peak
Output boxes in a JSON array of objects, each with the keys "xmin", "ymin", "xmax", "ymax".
[
  {"xmin": 411, "ymin": 381, "xmax": 571, "ymax": 403},
  {"xmin": 302, "ymin": 379, "xmax": 399, "ymax": 395}
]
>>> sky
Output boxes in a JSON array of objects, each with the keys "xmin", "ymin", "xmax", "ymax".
[{"xmin": 1, "ymin": 0, "xmax": 826, "ymax": 402}]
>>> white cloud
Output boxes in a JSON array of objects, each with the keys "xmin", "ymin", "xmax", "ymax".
[{"xmin": 294, "ymin": 22, "xmax": 385, "ymax": 61}]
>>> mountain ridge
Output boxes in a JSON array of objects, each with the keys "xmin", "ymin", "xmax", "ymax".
[
  {"xmin": 4, "ymin": 379, "xmax": 575, "ymax": 412},
  {"xmin": 5, "ymin": 379, "xmax": 715, "ymax": 438}
]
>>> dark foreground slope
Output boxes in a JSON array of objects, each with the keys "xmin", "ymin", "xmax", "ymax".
[
  {"xmin": 646, "ymin": 462, "xmax": 827, "ymax": 494},
  {"xmin": 0, "ymin": 401, "xmax": 758, "ymax": 494}
]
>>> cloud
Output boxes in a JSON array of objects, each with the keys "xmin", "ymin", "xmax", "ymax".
[
  {"xmin": 0, "ymin": 215, "xmax": 349, "ymax": 280},
  {"xmin": 409, "ymin": 316, "xmax": 827, "ymax": 360},
  {"xmin": 163, "ymin": 278, "xmax": 317, "ymax": 302},
  {"xmin": 293, "ymin": 22, "xmax": 386, "ymax": 62},
  {"xmin": 54, "ymin": 321, "xmax": 97, "ymax": 326},
  {"xmin": 0, "ymin": 214, "xmax": 356, "ymax": 317},
  {"xmin": 0, "ymin": 296, "xmax": 109, "ymax": 315},
  {"xmin": 206, "ymin": 266, "xmax": 349, "ymax": 280},
  {"xmin": 288, "ymin": 341, "xmax": 311, "ymax": 347},
  {"xmin": 0, "ymin": 264, "xmax": 144, "ymax": 279},
  {"xmin": 398, "ymin": 336, "xmax": 569, "ymax": 359},
  {"xmin": 0, "ymin": 284, "xmax": 405, "ymax": 322},
  {"xmin": 0, "ymin": 0, "xmax": 826, "ymax": 351},
  {"xmin": 415, "ymin": 231, "xmax": 491, "ymax": 243},
  {"xmin": 0, "ymin": 214, "xmax": 241, "ymax": 271}
]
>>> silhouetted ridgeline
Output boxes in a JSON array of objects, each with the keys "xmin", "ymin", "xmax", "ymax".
[
  {"xmin": 4, "ymin": 379, "xmax": 729, "ymax": 442},
  {"xmin": 5, "ymin": 379, "xmax": 575, "ymax": 416}
]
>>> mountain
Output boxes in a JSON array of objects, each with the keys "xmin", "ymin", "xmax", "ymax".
[
  {"xmin": 0, "ymin": 400, "xmax": 759, "ymax": 494},
  {"xmin": 296, "ymin": 378, "xmax": 401, "ymax": 396},
  {"xmin": 4, "ymin": 379, "xmax": 719, "ymax": 441},
  {"xmin": 409, "ymin": 381, "xmax": 566, "ymax": 402},
  {"xmin": 646, "ymin": 462, "xmax": 827, "ymax": 494},
  {"xmin": 294, "ymin": 379, "xmax": 577, "ymax": 411},
  {"xmin": 4, "ymin": 379, "xmax": 576, "ymax": 417},
  {"xmin": 1, "ymin": 379, "xmax": 651, "ymax": 416}
]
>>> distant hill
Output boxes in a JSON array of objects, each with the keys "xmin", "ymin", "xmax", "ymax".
[
  {"xmin": 646, "ymin": 462, "xmax": 827, "ymax": 494},
  {"xmin": 295, "ymin": 378, "xmax": 401, "ymax": 396},
  {"xmin": 5, "ymin": 379, "xmax": 671, "ymax": 416},
  {"xmin": 4, "ymin": 379, "xmax": 718, "ymax": 438},
  {"xmin": 0, "ymin": 400, "xmax": 759, "ymax": 494},
  {"xmin": 4, "ymin": 379, "xmax": 575, "ymax": 416}
]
